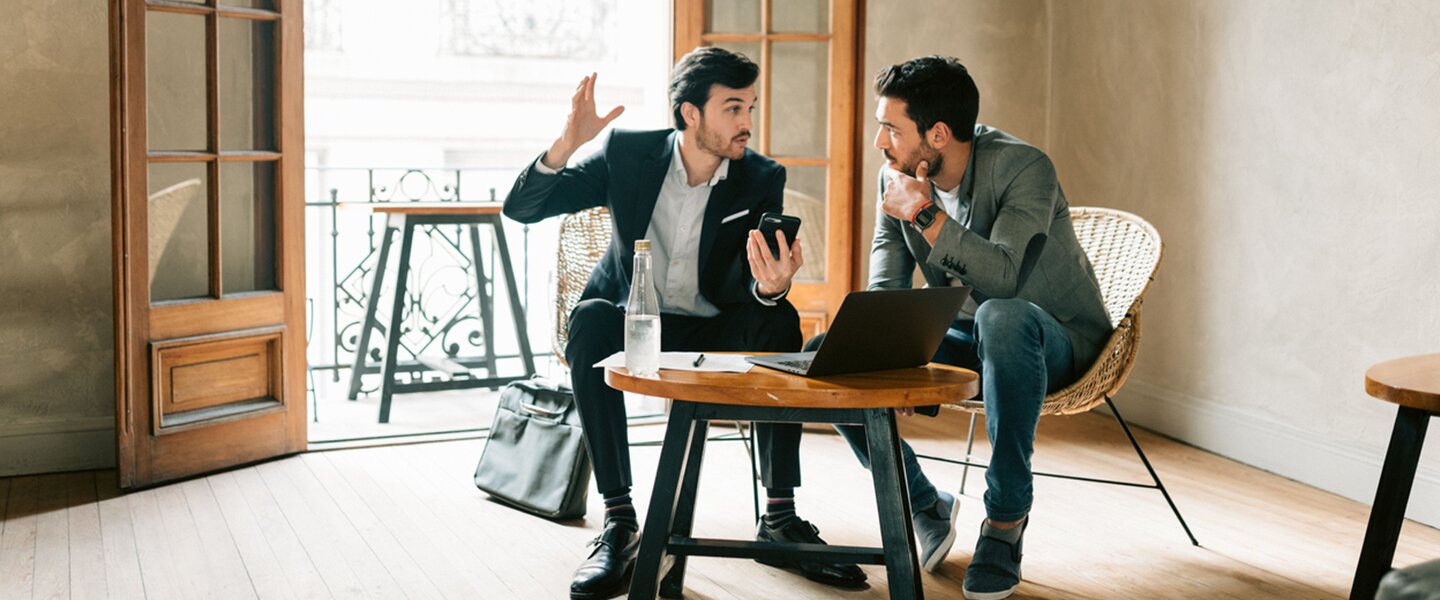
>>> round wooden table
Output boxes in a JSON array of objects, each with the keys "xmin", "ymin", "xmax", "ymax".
[
  {"xmin": 606, "ymin": 363, "xmax": 979, "ymax": 600},
  {"xmin": 1351, "ymin": 354, "xmax": 1440, "ymax": 600}
]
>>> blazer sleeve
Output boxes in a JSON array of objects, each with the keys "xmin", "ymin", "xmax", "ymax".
[
  {"xmin": 867, "ymin": 169, "xmax": 917, "ymax": 290},
  {"xmin": 501, "ymin": 131, "xmax": 614, "ymax": 224},
  {"xmin": 925, "ymin": 152, "xmax": 1056, "ymax": 298}
]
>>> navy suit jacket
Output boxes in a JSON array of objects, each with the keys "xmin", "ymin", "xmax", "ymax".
[{"xmin": 502, "ymin": 128, "xmax": 787, "ymax": 310}]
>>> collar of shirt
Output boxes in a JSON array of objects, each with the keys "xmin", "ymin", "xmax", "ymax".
[{"xmin": 671, "ymin": 132, "xmax": 730, "ymax": 187}]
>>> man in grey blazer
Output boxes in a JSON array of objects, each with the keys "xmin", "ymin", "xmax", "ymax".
[{"xmin": 812, "ymin": 56, "xmax": 1111, "ymax": 600}]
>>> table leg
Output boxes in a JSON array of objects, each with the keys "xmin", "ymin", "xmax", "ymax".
[
  {"xmin": 347, "ymin": 220, "xmax": 396, "ymax": 400},
  {"xmin": 1350, "ymin": 405, "xmax": 1432, "ymax": 600},
  {"xmin": 632, "ymin": 401, "xmax": 700, "ymax": 600},
  {"xmin": 486, "ymin": 215, "xmax": 535, "ymax": 376},
  {"xmin": 865, "ymin": 408, "xmax": 924, "ymax": 600},
  {"xmin": 466, "ymin": 225, "xmax": 498, "ymax": 386},
  {"xmin": 660, "ymin": 417, "xmax": 710, "ymax": 598},
  {"xmin": 377, "ymin": 218, "xmax": 415, "ymax": 424}
]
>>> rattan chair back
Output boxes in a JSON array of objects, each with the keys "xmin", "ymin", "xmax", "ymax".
[
  {"xmin": 553, "ymin": 207, "xmax": 614, "ymax": 365},
  {"xmin": 949, "ymin": 206, "xmax": 1164, "ymax": 416}
]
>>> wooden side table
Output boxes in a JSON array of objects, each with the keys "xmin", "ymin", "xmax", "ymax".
[
  {"xmin": 606, "ymin": 363, "xmax": 980, "ymax": 600},
  {"xmin": 1351, "ymin": 353, "xmax": 1440, "ymax": 600},
  {"xmin": 347, "ymin": 203, "xmax": 536, "ymax": 423}
]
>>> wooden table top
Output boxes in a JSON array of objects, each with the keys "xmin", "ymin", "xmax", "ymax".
[
  {"xmin": 1365, "ymin": 353, "xmax": 1440, "ymax": 413},
  {"xmin": 369, "ymin": 202, "xmax": 504, "ymax": 216},
  {"xmin": 605, "ymin": 362, "xmax": 979, "ymax": 409}
]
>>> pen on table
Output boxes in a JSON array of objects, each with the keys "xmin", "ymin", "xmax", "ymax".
[{"xmin": 693, "ymin": 354, "xmax": 706, "ymax": 367}]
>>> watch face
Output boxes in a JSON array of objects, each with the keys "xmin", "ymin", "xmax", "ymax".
[{"xmin": 913, "ymin": 204, "xmax": 937, "ymax": 228}]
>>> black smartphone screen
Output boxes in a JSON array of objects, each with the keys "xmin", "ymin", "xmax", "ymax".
[{"xmin": 757, "ymin": 212, "xmax": 801, "ymax": 259}]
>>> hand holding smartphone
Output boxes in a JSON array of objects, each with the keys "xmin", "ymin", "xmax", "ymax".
[{"xmin": 757, "ymin": 212, "xmax": 802, "ymax": 259}]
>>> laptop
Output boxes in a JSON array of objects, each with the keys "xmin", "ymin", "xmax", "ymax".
[{"xmin": 747, "ymin": 286, "xmax": 972, "ymax": 377}]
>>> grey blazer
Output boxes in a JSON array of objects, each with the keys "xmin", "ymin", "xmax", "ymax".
[{"xmin": 868, "ymin": 125, "xmax": 1112, "ymax": 372}]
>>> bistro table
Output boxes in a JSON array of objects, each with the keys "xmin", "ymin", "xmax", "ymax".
[
  {"xmin": 1351, "ymin": 354, "xmax": 1440, "ymax": 600},
  {"xmin": 606, "ymin": 360, "xmax": 979, "ymax": 599},
  {"xmin": 347, "ymin": 203, "xmax": 535, "ymax": 423}
]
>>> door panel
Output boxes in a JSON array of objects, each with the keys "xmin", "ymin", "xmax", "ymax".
[
  {"xmin": 676, "ymin": 0, "xmax": 858, "ymax": 323},
  {"xmin": 113, "ymin": 0, "xmax": 305, "ymax": 489}
]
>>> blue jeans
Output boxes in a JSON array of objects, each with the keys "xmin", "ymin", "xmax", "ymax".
[{"xmin": 824, "ymin": 298, "xmax": 1076, "ymax": 521}]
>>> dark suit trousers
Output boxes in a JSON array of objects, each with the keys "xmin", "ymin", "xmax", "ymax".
[{"xmin": 566, "ymin": 298, "xmax": 805, "ymax": 497}]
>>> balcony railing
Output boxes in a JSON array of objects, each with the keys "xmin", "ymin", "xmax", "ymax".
[{"xmin": 304, "ymin": 166, "xmax": 560, "ymax": 399}]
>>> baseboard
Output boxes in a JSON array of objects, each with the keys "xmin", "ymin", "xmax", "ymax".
[
  {"xmin": 1116, "ymin": 378, "xmax": 1440, "ymax": 528},
  {"xmin": 0, "ymin": 417, "xmax": 115, "ymax": 477}
]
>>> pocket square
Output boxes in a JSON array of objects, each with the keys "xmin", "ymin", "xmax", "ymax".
[{"xmin": 721, "ymin": 209, "xmax": 750, "ymax": 224}]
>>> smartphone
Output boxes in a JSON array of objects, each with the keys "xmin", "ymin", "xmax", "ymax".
[{"xmin": 757, "ymin": 212, "xmax": 801, "ymax": 259}]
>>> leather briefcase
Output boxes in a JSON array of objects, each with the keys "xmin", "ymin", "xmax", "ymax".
[{"xmin": 473, "ymin": 377, "xmax": 592, "ymax": 520}]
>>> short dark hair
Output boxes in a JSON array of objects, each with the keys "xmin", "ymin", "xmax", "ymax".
[
  {"xmin": 670, "ymin": 47, "xmax": 759, "ymax": 131},
  {"xmin": 874, "ymin": 56, "xmax": 980, "ymax": 142}
]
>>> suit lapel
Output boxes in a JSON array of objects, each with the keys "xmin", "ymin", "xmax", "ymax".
[
  {"xmin": 626, "ymin": 131, "xmax": 675, "ymax": 244},
  {"xmin": 698, "ymin": 164, "xmax": 741, "ymax": 272}
]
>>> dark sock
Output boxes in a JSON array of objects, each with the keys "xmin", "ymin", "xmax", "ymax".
[
  {"xmin": 603, "ymin": 489, "xmax": 637, "ymax": 528},
  {"xmin": 764, "ymin": 487, "xmax": 796, "ymax": 525}
]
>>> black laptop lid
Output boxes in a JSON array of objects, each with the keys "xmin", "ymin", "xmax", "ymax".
[{"xmin": 804, "ymin": 287, "xmax": 972, "ymax": 376}]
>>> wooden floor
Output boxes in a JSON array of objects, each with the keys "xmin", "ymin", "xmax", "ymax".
[{"xmin": 3, "ymin": 409, "xmax": 1438, "ymax": 599}]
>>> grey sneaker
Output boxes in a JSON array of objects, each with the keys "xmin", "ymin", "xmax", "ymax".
[
  {"xmin": 914, "ymin": 490, "xmax": 960, "ymax": 572},
  {"xmin": 962, "ymin": 518, "xmax": 1027, "ymax": 600}
]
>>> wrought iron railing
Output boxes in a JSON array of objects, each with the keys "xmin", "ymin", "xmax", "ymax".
[{"xmin": 304, "ymin": 166, "xmax": 560, "ymax": 397}]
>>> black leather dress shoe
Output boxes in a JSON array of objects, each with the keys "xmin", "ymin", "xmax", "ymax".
[
  {"xmin": 755, "ymin": 517, "xmax": 868, "ymax": 589},
  {"xmin": 571, "ymin": 520, "xmax": 639, "ymax": 600}
]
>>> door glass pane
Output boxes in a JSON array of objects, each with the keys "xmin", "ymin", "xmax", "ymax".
[
  {"xmin": 706, "ymin": 0, "xmax": 760, "ymax": 33},
  {"xmin": 146, "ymin": 11, "xmax": 208, "ymax": 151},
  {"xmin": 783, "ymin": 165, "xmax": 826, "ymax": 283},
  {"xmin": 772, "ymin": 0, "xmax": 829, "ymax": 33},
  {"xmin": 219, "ymin": 18, "xmax": 276, "ymax": 151},
  {"xmin": 221, "ymin": 162, "xmax": 277, "ymax": 294},
  {"xmin": 708, "ymin": 42, "xmax": 762, "ymax": 152},
  {"xmin": 769, "ymin": 42, "xmax": 828, "ymax": 157},
  {"xmin": 149, "ymin": 163, "xmax": 211, "ymax": 301}
]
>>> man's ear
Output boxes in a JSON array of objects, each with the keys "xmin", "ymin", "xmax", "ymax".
[
  {"xmin": 926, "ymin": 121, "xmax": 954, "ymax": 149},
  {"xmin": 680, "ymin": 102, "xmax": 701, "ymax": 130}
]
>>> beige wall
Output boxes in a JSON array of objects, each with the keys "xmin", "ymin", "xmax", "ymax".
[
  {"xmin": 861, "ymin": 0, "xmax": 1440, "ymax": 526},
  {"xmin": 0, "ymin": 0, "xmax": 115, "ymax": 474},
  {"xmin": 1048, "ymin": 0, "xmax": 1440, "ymax": 525}
]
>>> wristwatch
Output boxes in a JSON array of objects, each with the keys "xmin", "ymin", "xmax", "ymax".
[{"xmin": 910, "ymin": 202, "xmax": 942, "ymax": 232}]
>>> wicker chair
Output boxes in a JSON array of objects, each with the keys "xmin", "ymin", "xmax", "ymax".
[
  {"xmin": 552, "ymin": 207, "xmax": 763, "ymax": 521},
  {"xmin": 925, "ymin": 206, "xmax": 1198, "ymax": 545}
]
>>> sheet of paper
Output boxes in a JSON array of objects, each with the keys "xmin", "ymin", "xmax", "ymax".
[{"xmin": 594, "ymin": 351, "xmax": 755, "ymax": 373}]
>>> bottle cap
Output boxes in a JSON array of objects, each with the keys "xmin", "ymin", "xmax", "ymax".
[{"xmin": 634, "ymin": 239, "xmax": 651, "ymax": 252}]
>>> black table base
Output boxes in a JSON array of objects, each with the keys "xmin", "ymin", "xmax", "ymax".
[
  {"xmin": 631, "ymin": 401, "xmax": 924, "ymax": 599},
  {"xmin": 1350, "ymin": 405, "xmax": 1436, "ymax": 600}
]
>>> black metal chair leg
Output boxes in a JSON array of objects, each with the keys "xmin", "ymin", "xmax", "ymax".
[
  {"xmin": 1105, "ymin": 396, "xmax": 1199, "ymax": 546},
  {"xmin": 631, "ymin": 401, "xmax": 700, "ymax": 600},
  {"xmin": 1350, "ymin": 405, "xmax": 1432, "ymax": 600},
  {"xmin": 865, "ymin": 408, "xmax": 924, "ymax": 600},
  {"xmin": 959, "ymin": 411, "xmax": 978, "ymax": 496},
  {"xmin": 740, "ymin": 421, "xmax": 761, "ymax": 525}
]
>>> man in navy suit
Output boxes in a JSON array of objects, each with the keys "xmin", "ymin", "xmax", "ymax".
[{"xmin": 504, "ymin": 47, "xmax": 864, "ymax": 599}]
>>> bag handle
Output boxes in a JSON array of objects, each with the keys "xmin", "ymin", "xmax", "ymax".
[{"xmin": 520, "ymin": 402, "xmax": 562, "ymax": 419}]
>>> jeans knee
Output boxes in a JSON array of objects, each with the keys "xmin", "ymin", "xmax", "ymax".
[{"xmin": 975, "ymin": 298, "xmax": 1040, "ymax": 346}]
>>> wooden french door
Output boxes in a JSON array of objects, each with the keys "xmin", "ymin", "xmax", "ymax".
[
  {"xmin": 674, "ymin": 0, "xmax": 860, "ymax": 338},
  {"xmin": 111, "ymin": 0, "xmax": 306, "ymax": 488}
]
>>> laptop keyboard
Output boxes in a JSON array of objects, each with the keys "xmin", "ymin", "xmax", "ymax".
[{"xmin": 778, "ymin": 359, "xmax": 812, "ymax": 369}]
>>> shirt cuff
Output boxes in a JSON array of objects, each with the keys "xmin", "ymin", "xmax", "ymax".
[
  {"xmin": 533, "ymin": 154, "xmax": 561, "ymax": 175},
  {"xmin": 751, "ymin": 280, "xmax": 790, "ymax": 306}
]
